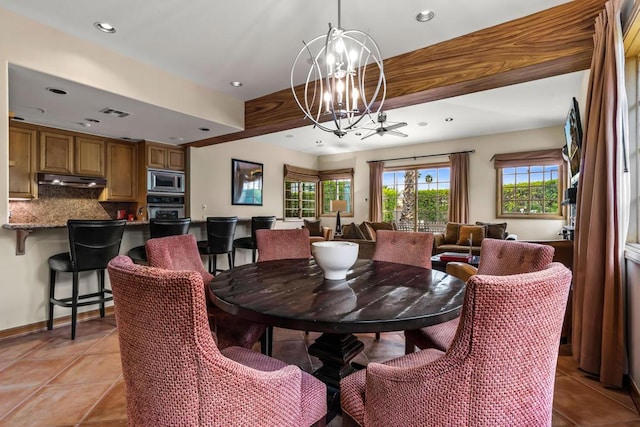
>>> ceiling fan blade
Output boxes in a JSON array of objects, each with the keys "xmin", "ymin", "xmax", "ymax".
[
  {"xmin": 387, "ymin": 130, "xmax": 409, "ymax": 138},
  {"xmin": 360, "ymin": 131, "xmax": 379, "ymax": 140},
  {"xmin": 385, "ymin": 122, "xmax": 408, "ymax": 131}
]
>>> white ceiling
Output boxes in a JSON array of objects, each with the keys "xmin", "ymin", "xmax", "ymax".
[{"xmin": 1, "ymin": 0, "xmax": 587, "ymax": 155}]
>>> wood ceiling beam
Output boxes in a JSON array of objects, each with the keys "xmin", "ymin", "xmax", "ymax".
[{"xmin": 188, "ymin": 0, "xmax": 606, "ymax": 148}]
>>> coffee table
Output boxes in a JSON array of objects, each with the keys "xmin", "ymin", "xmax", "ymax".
[{"xmin": 431, "ymin": 253, "xmax": 480, "ymax": 272}]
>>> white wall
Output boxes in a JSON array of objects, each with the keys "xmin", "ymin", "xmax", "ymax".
[{"xmin": 318, "ymin": 126, "xmax": 569, "ymax": 241}]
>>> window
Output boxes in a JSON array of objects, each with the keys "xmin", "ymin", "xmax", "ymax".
[
  {"xmin": 319, "ymin": 180, "xmax": 352, "ymax": 216},
  {"xmin": 283, "ymin": 165, "xmax": 353, "ymax": 219},
  {"xmin": 382, "ymin": 164, "xmax": 450, "ymax": 232},
  {"xmin": 319, "ymin": 168, "xmax": 354, "ymax": 216},
  {"xmin": 284, "ymin": 180, "xmax": 316, "ymax": 219},
  {"xmin": 493, "ymin": 149, "xmax": 565, "ymax": 219}
]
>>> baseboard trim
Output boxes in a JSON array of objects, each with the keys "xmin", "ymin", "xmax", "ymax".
[
  {"xmin": 629, "ymin": 375, "xmax": 640, "ymax": 413},
  {"xmin": 0, "ymin": 306, "xmax": 115, "ymax": 340}
]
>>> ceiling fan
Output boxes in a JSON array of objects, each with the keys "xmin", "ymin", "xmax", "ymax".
[{"xmin": 360, "ymin": 111, "xmax": 408, "ymax": 140}]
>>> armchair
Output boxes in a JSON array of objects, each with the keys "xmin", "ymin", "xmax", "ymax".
[
  {"xmin": 341, "ymin": 262, "xmax": 572, "ymax": 427},
  {"xmin": 107, "ymin": 255, "xmax": 327, "ymax": 426}
]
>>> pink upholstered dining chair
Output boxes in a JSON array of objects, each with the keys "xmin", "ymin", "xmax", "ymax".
[
  {"xmin": 255, "ymin": 228, "xmax": 312, "ymax": 261},
  {"xmin": 145, "ymin": 234, "xmax": 267, "ymax": 351},
  {"xmin": 107, "ymin": 255, "xmax": 327, "ymax": 427},
  {"xmin": 341, "ymin": 262, "xmax": 572, "ymax": 427},
  {"xmin": 255, "ymin": 228, "xmax": 313, "ymax": 350},
  {"xmin": 372, "ymin": 230, "xmax": 434, "ymax": 269},
  {"xmin": 404, "ymin": 239, "xmax": 555, "ymax": 353}
]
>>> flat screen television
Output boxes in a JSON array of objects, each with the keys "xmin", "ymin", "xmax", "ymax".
[{"xmin": 564, "ymin": 97, "xmax": 583, "ymax": 185}]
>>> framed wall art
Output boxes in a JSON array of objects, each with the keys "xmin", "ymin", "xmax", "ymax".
[{"xmin": 231, "ymin": 159, "xmax": 263, "ymax": 206}]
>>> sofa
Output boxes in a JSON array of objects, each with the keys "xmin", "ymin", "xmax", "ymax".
[
  {"xmin": 334, "ymin": 221, "xmax": 398, "ymax": 259},
  {"xmin": 433, "ymin": 221, "xmax": 512, "ymax": 256}
]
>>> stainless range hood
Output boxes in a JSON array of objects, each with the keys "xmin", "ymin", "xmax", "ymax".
[{"xmin": 37, "ymin": 173, "xmax": 107, "ymax": 189}]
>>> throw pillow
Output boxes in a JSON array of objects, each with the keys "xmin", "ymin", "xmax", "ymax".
[
  {"xmin": 476, "ymin": 221, "xmax": 508, "ymax": 240},
  {"xmin": 360, "ymin": 222, "xmax": 377, "ymax": 241},
  {"xmin": 456, "ymin": 225, "xmax": 486, "ymax": 246},
  {"xmin": 444, "ymin": 222, "xmax": 461, "ymax": 244},
  {"xmin": 342, "ymin": 223, "xmax": 366, "ymax": 240},
  {"xmin": 370, "ymin": 221, "xmax": 396, "ymax": 232},
  {"xmin": 303, "ymin": 219, "xmax": 324, "ymax": 237}
]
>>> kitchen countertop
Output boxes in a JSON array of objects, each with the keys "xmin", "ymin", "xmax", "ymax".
[{"xmin": 2, "ymin": 219, "xmax": 208, "ymax": 255}]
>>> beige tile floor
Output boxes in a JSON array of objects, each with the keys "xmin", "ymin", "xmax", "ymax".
[{"xmin": 0, "ymin": 315, "xmax": 638, "ymax": 426}]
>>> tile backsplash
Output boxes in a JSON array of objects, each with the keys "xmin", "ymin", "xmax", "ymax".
[{"xmin": 9, "ymin": 186, "xmax": 134, "ymax": 224}]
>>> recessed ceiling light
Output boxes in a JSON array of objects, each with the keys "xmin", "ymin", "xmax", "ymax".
[
  {"xmin": 85, "ymin": 118, "xmax": 100, "ymax": 123},
  {"xmin": 445, "ymin": 117, "xmax": 454, "ymax": 122},
  {"xmin": 315, "ymin": 140, "xmax": 323, "ymax": 145},
  {"xmin": 46, "ymin": 87, "xmax": 68, "ymax": 95},
  {"xmin": 77, "ymin": 122, "xmax": 91, "ymax": 128},
  {"xmin": 199, "ymin": 127, "xmax": 210, "ymax": 132},
  {"xmin": 285, "ymin": 134, "xmax": 294, "ymax": 138},
  {"xmin": 416, "ymin": 10, "xmax": 435, "ymax": 22},
  {"xmin": 417, "ymin": 122, "xmax": 428, "ymax": 127},
  {"xmin": 355, "ymin": 132, "xmax": 362, "ymax": 136},
  {"xmin": 94, "ymin": 22, "xmax": 116, "ymax": 33},
  {"xmin": 230, "ymin": 81, "xmax": 243, "ymax": 87},
  {"xmin": 170, "ymin": 137, "xmax": 184, "ymax": 142}
]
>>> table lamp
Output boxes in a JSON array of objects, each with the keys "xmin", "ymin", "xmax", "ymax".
[{"xmin": 330, "ymin": 199, "xmax": 348, "ymax": 235}]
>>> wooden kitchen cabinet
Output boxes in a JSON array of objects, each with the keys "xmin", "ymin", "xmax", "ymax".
[
  {"xmin": 146, "ymin": 143, "xmax": 185, "ymax": 171},
  {"xmin": 75, "ymin": 136, "xmax": 105, "ymax": 177},
  {"xmin": 9, "ymin": 126, "xmax": 38, "ymax": 199},
  {"xmin": 39, "ymin": 131, "xmax": 105, "ymax": 176},
  {"xmin": 39, "ymin": 131, "xmax": 74, "ymax": 174},
  {"xmin": 100, "ymin": 141, "xmax": 137, "ymax": 201}
]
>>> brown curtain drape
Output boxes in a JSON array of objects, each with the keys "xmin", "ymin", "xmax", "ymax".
[
  {"xmin": 449, "ymin": 152, "xmax": 469, "ymax": 223},
  {"xmin": 573, "ymin": 0, "xmax": 629, "ymax": 388},
  {"xmin": 369, "ymin": 161, "xmax": 384, "ymax": 222}
]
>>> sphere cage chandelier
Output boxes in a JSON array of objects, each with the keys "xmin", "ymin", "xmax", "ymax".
[{"xmin": 291, "ymin": 0, "xmax": 386, "ymax": 138}]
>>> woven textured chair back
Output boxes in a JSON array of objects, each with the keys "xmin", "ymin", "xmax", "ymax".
[
  {"xmin": 205, "ymin": 216, "xmax": 238, "ymax": 254},
  {"xmin": 445, "ymin": 262, "xmax": 571, "ymax": 424},
  {"xmin": 67, "ymin": 219, "xmax": 126, "ymax": 272},
  {"xmin": 149, "ymin": 217, "xmax": 191, "ymax": 239},
  {"xmin": 107, "ymin": 255, "xmax": 219, "ymax": 425},
  {"xmin": 372, "ymin": 230, "xmax": 434, "ymax": 269},
  {"xmin": 346, "ymin": 262, "xmax": 572, "ymax": 426},
  {"xmin": 256, "ymin": 229, "xmax": 311, "ymax": 262},
  {"xmin": 146, "ymin": 234, "xmax": 213, "ymax": 283},
  {"xmin": 477, "ymin": 239, "xmax": 555, "ymax": 276}
]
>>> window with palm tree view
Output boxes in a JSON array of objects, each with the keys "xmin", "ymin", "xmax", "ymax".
[{"xmin": 383, "ymin": 165, "xmax": 450, "ymax": 232}]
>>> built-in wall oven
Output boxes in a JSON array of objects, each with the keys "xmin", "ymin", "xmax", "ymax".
[{"xmin": 147, "ymin": 194, "xmax": 185, "ymax": 220}]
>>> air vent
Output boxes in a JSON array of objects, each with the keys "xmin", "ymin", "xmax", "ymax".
[{"xmin": 100, "ymin": 107, "xmax": 130, "ymax": 118}]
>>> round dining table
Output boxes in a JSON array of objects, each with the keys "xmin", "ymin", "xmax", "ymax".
[{"xmin": 209, "ymin": 258, "xmax": 466, "ymax": 389}]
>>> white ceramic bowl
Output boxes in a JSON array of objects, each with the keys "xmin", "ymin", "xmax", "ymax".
[{"xmin": 312, "ymin": 241, "xmax": 359, "ymax": 280}]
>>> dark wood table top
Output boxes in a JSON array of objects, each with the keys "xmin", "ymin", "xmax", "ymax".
[{"xmin": 209, "ymin": 259, "xmax": 466, "ymax": 334}]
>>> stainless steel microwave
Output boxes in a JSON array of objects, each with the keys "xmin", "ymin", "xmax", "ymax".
[{"xmin": 147, "ymin": 168, "xmax": 185, "ymax": 194}]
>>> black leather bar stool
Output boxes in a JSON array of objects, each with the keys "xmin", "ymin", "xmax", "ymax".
[
  {"xmin": 232, "ymin": 216, "xmax": 276, "ymax": 266},
  {"xmin": 197, "ymin": 216, "xmax": 238, "ymax": 274},
  {"xmin": 127, "ymin": 217, "xmax": 191, "ymax": 264},
  {"xmin": 47, "ymin": 219, "xmax": 127, "ymax": 339}
]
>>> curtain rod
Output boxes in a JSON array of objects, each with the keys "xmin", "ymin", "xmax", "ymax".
[{"xmin": 366, "ymin": 149, "xmax": 475, "ymax": 164}]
